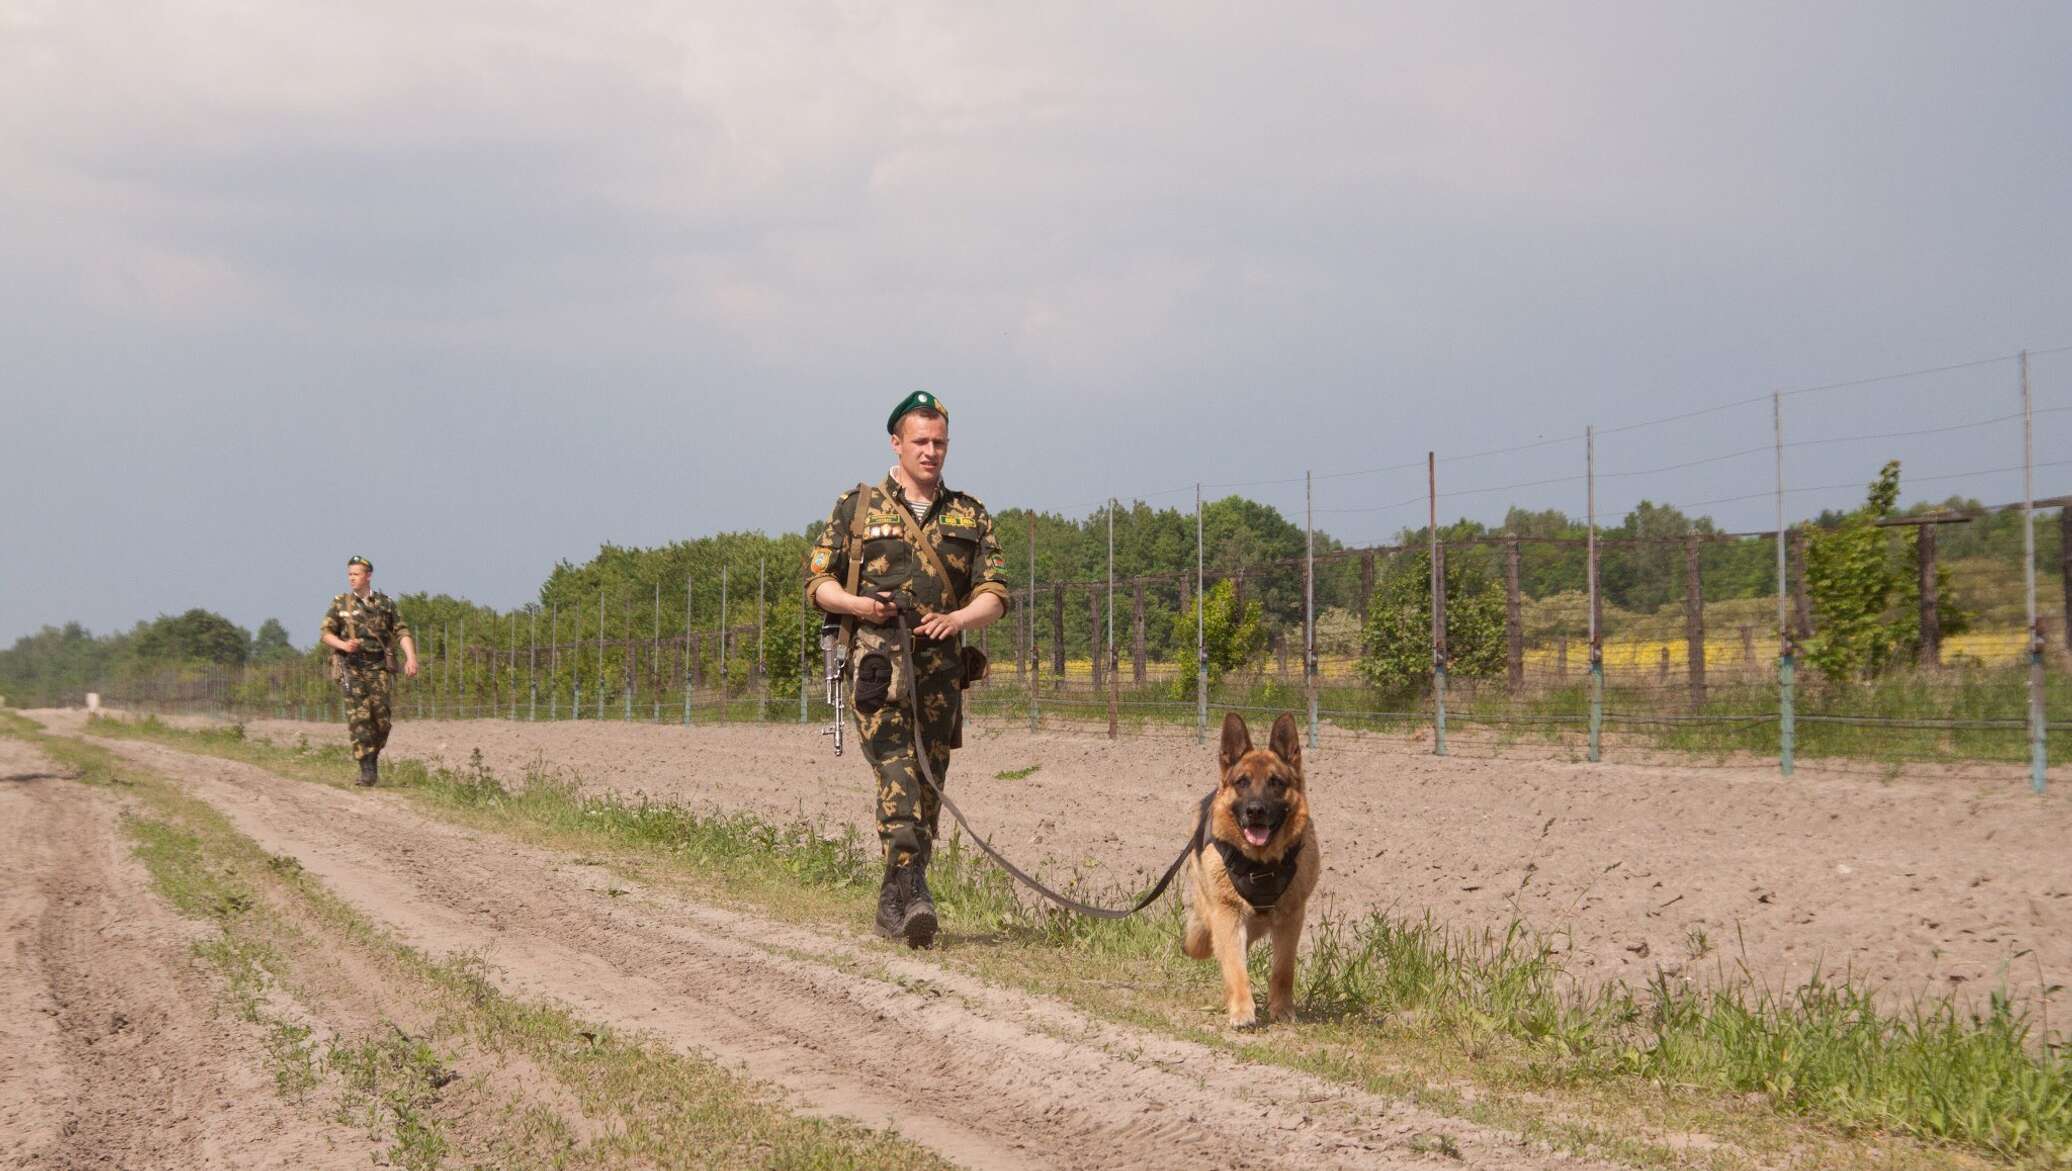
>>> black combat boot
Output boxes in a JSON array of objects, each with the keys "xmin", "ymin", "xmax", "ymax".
[
  {"xmin": 874, "ymin": 850, "xmax": 907, "ymax": 939},
  {"xmin": 357, "ymin": 754, "xmax": 378, "ymax": 787},
  {"xmin": 899, "ymin": 837, "xmax": 938, "ymax": 949}
]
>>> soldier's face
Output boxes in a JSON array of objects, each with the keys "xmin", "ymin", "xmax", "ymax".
[
  {"xmin": 347, "ymin": 565, "xmax": 371, "ymax": 593},
  {"xmin": 891, "ymin": 415, "xmax": 948, "ymax": 486}
]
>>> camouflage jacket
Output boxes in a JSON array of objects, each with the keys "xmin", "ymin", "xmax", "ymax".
[
  {"xmin": 804, "ymin": 475, "xmax": 1011, "ymax": 622},
  {"xmin": 321, "ymin": 590, "xmax": 412, "ymax": 669}
]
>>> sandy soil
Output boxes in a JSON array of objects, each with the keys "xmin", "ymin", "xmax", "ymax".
[
  {"xmin": 0, "ymin": 735, "xmax": 375, "ymax": 1170},
  {"xmin": 161, "ymin": 709, "xmax": 2072, "ymax": 1010},
  {"xmin": 72, "ymin": 728, "xmax": 1617, "ymax": 1171}
]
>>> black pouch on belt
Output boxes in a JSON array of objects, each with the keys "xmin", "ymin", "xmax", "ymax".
[
  {"xmin": 958, "ymin": 645, "xmax": 988, "ymax": 690},
  {"xmin": 854, "ymin": 651, "xmax": 892, "ymax": 714}
]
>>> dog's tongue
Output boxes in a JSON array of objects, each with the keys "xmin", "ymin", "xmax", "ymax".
[{"xmin": 1242, "ymin": 826, "xmax": 1270, "ymax": 847}]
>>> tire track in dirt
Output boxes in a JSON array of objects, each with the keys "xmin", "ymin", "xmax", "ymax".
[
  {"xmin": 95, "ymin": 733, "xmax": 1619, "ymax": 1171},
  {"xmin": 0, "ymin": 736, "xmax": 374, "ymax": 1170}
]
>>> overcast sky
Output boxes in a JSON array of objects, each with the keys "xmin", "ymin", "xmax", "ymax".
[{"xmin": 3, "ymin": 2, "xmax": 2068, "ymax": 646}]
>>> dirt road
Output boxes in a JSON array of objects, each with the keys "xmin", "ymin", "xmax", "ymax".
[
  {"xmin": 0, "ymin": 735, "xmax": 376, "ymax": 1170},
  {"xmin": 184, "ymin": 711, "xmax": 2072, "ymax": 1007},
  {"xmin": 57, "ymin": 727, "xmax": 1616, "ymax": 1171}
]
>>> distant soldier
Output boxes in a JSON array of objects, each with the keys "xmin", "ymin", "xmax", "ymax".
[
  {"xmin": 318, "ymin": 556, "xmax": 419, "ymax": 785},
  {"xmin": 805, "ymin": 392, "xmax": 1010, "ymax": 947}
]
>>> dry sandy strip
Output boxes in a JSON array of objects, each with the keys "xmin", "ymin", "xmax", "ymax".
[
  {"xmin": 197, "ymin": 711, "xmax": 2072, "ymax": 1008},
  {"xmin": 0, "ymin": 736, "xmax": 375, "ymax": 1170},
  {"xmin": 92, "ymin": 731, "xmax": 1621, "ymax": 1171}
]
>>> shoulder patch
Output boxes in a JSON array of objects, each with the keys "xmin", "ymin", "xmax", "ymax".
[{"xmin": 809, "ymin": 548, "xmax": 833, "ymax": 574}]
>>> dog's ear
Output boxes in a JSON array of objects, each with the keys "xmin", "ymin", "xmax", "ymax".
[
  {"xmin": 1218, "ymin": 712, "xmax": 1252, "ymax": 773},
  {"xmin": 1269, "ymin": 712, "xmax": 1302, "ymax": 770}
]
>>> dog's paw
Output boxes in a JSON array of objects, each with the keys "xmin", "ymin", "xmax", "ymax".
[
  {"xmin": 1228, "ymin": 1012, "xmax": 1263, "ymax": 1031},
  {"xmin": 1267, "ymin": 1001, "xmax": 1296, "ymax": 1025}
]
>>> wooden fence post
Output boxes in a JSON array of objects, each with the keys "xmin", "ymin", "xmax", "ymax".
[
  {"xmin": 1684, "ymin": 535, "xmax": 1707, "ymax": 707},
  {"xmin": 1131, "ymin": 580, "xmax": 1147, "ymax": 684},
  {"xmin": 1089, "ymin": 588, "xmax": 1105, "ymax": 690},
  {"xmin": 2059, "ymin": 505, "xmax": 2070, "ymax": 654},
  {"xmin": 1051, "ymin": 585, "xmax": 1065, "ymax": 678},
  {"xmin": 1917, "ymin": 524, "xmax": 1941, "ymax": 667},
  {"xmin": 1504, "ymin": 535, "xmax": 1524, "ymax": 692}
]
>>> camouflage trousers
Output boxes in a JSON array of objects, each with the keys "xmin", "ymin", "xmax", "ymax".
[
  {"xmin": 339, "ymin": 664, "xmax": 394, "ymax": 761},
  {"xmin": 852, "ymin": 640, "xmax": 962, "ymax": 866}
]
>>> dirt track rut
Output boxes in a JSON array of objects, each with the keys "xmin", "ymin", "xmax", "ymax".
[
  {"xmin": 0, "ymin": 736, "xmax": 372, "ymax": 1170},
  {"xmin": 90, "ymin": 731, "xmax": 1612, "ymax": 1171}
]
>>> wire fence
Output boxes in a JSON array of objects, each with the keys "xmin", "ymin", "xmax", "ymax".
[{"xmin": 57, "ymin": 348, "xmax": 2072, "ymax": 788}]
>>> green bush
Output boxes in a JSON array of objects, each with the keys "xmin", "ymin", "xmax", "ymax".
[
  {"xmin": 1359, "ymin": 550, "xmax": 1506, "ymax": 693},
  {"xmin": 1167, "ymin": 580, "xmax": 1262, "ymax": 698}
]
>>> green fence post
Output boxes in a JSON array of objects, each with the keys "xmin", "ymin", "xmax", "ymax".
[
  {"xmin": 1433, "ymin": 660, "xmax": 1448, "ymax": 756},
  {"xmin": 2031, "ymin": 637, "xmax": 2047, "ymax": 794},
  {"xmin": 1587, "ymin": 649, "xmax": 1603, "ymax": 764},
  {"xmin": 1779, "ymin": 648, "xmax": 1796, "ymax": 777}
]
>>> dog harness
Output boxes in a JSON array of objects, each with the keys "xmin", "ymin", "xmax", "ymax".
[{"xmin": 1198, "ymin": 796, "xmax": 1305, "ymax": 913}]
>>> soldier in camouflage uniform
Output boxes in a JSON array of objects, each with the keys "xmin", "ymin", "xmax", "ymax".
[
  {"xmin": 319, "ymin": 556, "xmax": 420, "ymax": 786},
  {"xmin": 806, "ymin": 392, "xmax": 1010, "ymax": 947}
]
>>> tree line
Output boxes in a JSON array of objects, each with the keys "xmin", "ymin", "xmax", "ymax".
[{"xmin": 3, "ymin": 474, "xmax": 2057, "ymax": 706}]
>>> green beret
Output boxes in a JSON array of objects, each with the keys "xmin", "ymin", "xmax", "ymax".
[
  {"xmin": 886, "ymin": 390, "xmax": 948, "ymax": 434},
  {"xmin": 346, "ymin": 555, "xmax": 373, "ymax": 571}
]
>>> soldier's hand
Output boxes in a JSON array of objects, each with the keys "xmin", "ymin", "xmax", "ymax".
[
  {"xmin": 341, "ymin": 638, "xmax": 362, "ymax": 653},
  {"xmin": 915, "ymin": 610, "xmax": 964, "ymax": 639},
  {"xmin": 851, "ymin": 593, "xmax": 896, "ymax": 624},
  {"xmin": 403, "ymin": 658, "xmax": 420, "ymax": 678}
]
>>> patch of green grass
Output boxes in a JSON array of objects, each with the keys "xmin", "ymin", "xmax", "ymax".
[
  {"xmin": 993, "ymin": 763, "xmax": 1041, "ymax": 780},
  {"xmin": 85, "ymin": 713, "xmax": 2068, "ymax": 1167},
  {"xmin": 330, "ymin": 1028, "xmax": 455, "ymax": 1171}
]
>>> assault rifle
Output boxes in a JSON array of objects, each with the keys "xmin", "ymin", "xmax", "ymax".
[
  {"xmin": 820, "ymin": 611, "xmax": 848, "ymax": 756},
  {"xmin": 821, "ymin": 590, "xmax": 906, "ymax": 757}
]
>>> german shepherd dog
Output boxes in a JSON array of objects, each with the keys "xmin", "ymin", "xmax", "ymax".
[{"xmin": 1182, "ymin": 712, "xmax": 1320, "ymax": 1028}]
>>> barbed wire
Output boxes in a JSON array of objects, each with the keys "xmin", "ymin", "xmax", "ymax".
[
  {"xmin": 1039, "ymin": 345, "xmax": 2070, "ymax": 522},
  {"xmin": 1652, "ymin": 459, "xmax": 2072, "ymax": 514}
]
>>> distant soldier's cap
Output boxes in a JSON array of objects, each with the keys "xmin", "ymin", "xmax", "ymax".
[
  {"xmin": 346, "ymin": 555, "xmax": 373, "ymax": 571},
  {"xmin": 886, "ymin": 390, "xmax": 948, "ymax": 434}
]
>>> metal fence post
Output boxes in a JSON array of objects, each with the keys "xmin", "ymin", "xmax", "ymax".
[
  {"xmin": 653, "ymin": 582, "xmax": 662, "ymax": 723},
  {"xmin": 458, "ymin": 618, "xmax": 467, "ymax": 719},
  {"xmin": 2022, "ymin": 351, "xmax": 2047, "ymax": 793},
  {"xmin": 1429, "ymin": 453, "xmax": 1447, "ymax": 757},
  {"xmin": 1029, "ymin": 515, "xmax": 1041, "ymax": 733},
  {"xmin": 528, "ymin": 608, "xmax": 538, "ymax": 721},
  {"xmin": 1774, "ymin": 392, "xmax": 1794, "ymax": 777},
  {"xmin": 1106, "ymin": 503, "xmax": 1118, "ymax": 739},
  {"xmin": 758, "ymin": 557, "xmax": 768, "ymax": 724},
  {"xmin": 684, "ymin": 573, "xmax": 695, "ymax": 725},
  {"xmin": 720, "ymin": 564, "xmax": 729, "ymax": 721},
  {"xmin": 696, "ymin": 572, "xmax": 704, "ymax": 725},
  {"xmin": 1586, "ymin": 426, "xmax": 1602, "ymax": 763},
  {"xmin": 1305, "ymin": 469, "xmax": 1318, "ymax": 750},
  {"xmin": 1196, "ymin": 484, "xmax": 1207, "ymax": 746}
]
